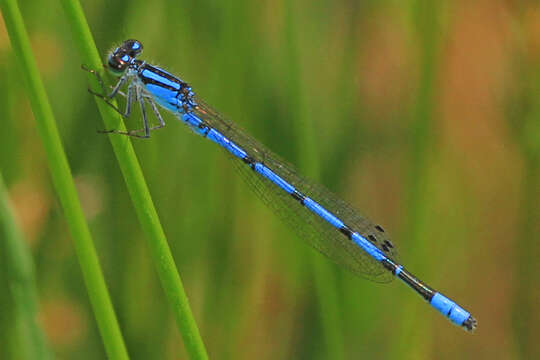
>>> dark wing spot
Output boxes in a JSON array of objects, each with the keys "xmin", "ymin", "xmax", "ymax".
[
  {"xmin": 383, "ymin": 240, "xmax": 394, "ymax": 248},
  {"xmin": 382, "ymin": 244, "xmax": 390, "ymax": 252},
  {"xmin": 368, "ymin": 234, "xmax": 377, "ymax": 243},
  {"xmin": 375, "ymin": 225, "xmax": 385, "ymax": 232}
]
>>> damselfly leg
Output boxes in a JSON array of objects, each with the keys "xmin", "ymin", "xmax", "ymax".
[{"xmin": 82, "ymin": 65, "xmax": 166, "ymax": 138}]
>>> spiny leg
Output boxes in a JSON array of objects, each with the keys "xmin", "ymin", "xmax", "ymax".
[
  {"xmin": 81, "ymin": 64, "xmax": 108, "ymax": 94},
  {"xmin": 81, "ymin": 64, "xmax": 128, "ymax": 116},
  {"xmin": 137, "ymin": 86, "xmax": 150, "ymax": 138},
  {"xmin": 82, "ymin": 64, "xmax": 126, "ymax": 99},
  {"xmin": 98, "ymin": 85, "xmax": 152, "ymax": 138},
  {"xmin": 89, "ymin": 76, "xmax": 128, "ymax": 116},
  {"xmin": 124, "ymin": 83, "xmax": 134, "ymax": 118},
  {"xmin": 109, "ymin": 89, "xmax": 166, "ymax": 137},
  {"xmin": 82, "ymin": 68, "xmax": 153, "ymax": 138},
  {"xmin": 97, "ymin": 83, "xmax": 147, "ymax": 136},
  {"xmin": 83, "ymin": 66, "xmax": 165, "ymax": 139},
  {"xmin": 144, "ymin": 95, "xmax": 166, "ymax": 131}
]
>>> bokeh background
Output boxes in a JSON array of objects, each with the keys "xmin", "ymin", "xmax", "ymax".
[{"xmin": 1, "ymin": 0, "xmax": 539, "ymax": 359}]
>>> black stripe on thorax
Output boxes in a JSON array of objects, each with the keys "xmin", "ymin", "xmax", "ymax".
[
  {"xmin": 138, "ymin": 76, "xmax": 178, "ymax": 92},
  {"xmin": 138, "ymin": 64, "xmax": 185, "ymax": 92},
  {"xmin": 142, "ymin": 63, "xmax": 185, "ymax": 84}
]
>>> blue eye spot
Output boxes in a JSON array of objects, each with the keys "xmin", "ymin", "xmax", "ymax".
[{"xmin": 121, "ymin": 54, "xmax": 130, "ymax": 62}]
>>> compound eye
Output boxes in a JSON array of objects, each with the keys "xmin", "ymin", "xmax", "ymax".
[
  {"xmin": 107, "ymin": 50, "xmax": 131, "ymax": 75},
  {"xmin": 122, "ymin": 39, "xmax": 143, "ymax": 57}
]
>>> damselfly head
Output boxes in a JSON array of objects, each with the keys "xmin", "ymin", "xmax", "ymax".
[{"xmin": 107, "ymin": 39, "xmax": 143, "ymax": 76}]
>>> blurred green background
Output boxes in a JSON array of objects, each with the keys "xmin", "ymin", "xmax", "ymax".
[{"xmin": 1, "ymin": 0, "xmax": 539, "ymax": 359}]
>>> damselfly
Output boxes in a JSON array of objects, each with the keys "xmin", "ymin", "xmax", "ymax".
[{"xmin": 85, "ymin": 39, "xmax": 477, "ymax": 332}]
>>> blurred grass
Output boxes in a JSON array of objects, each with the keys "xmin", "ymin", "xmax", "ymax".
[
  {"xmin": 0, "ymin": 172, "xmax": 52, "ymax": 360},
  {"xmin": 510, "ymin": 6, "xmax": 540, "ymax": 357},
  {"xmin": 0, "ymin": 0, "xmax": 128, "ymax": 358},
  {"xmin": 0, "ymin": 0, "xmax": 539, "ymax": 359},
  {"xmin": 283, "ymin": 2, "xmax": 345, "ymax": 359},
  {"xmin": 394, "ymin": 0, "xmax": 442, "ymax": 356}
]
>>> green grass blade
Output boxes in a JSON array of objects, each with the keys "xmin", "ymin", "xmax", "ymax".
[
  {"xmin": 0, "ymin": 173, "xmax": 53, "ymax": 360},
  {"xmin": 58, "ymin": 1, "xmax": 208, "ymax": 359},
  {"xmin": 0, "ymin": 1, "xmax": 129, "ymax": 359}
]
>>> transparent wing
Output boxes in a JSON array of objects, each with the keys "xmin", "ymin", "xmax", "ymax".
[{"xmin": 193, "ymin": 100, "xmax": 397, "ymax": 283}]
